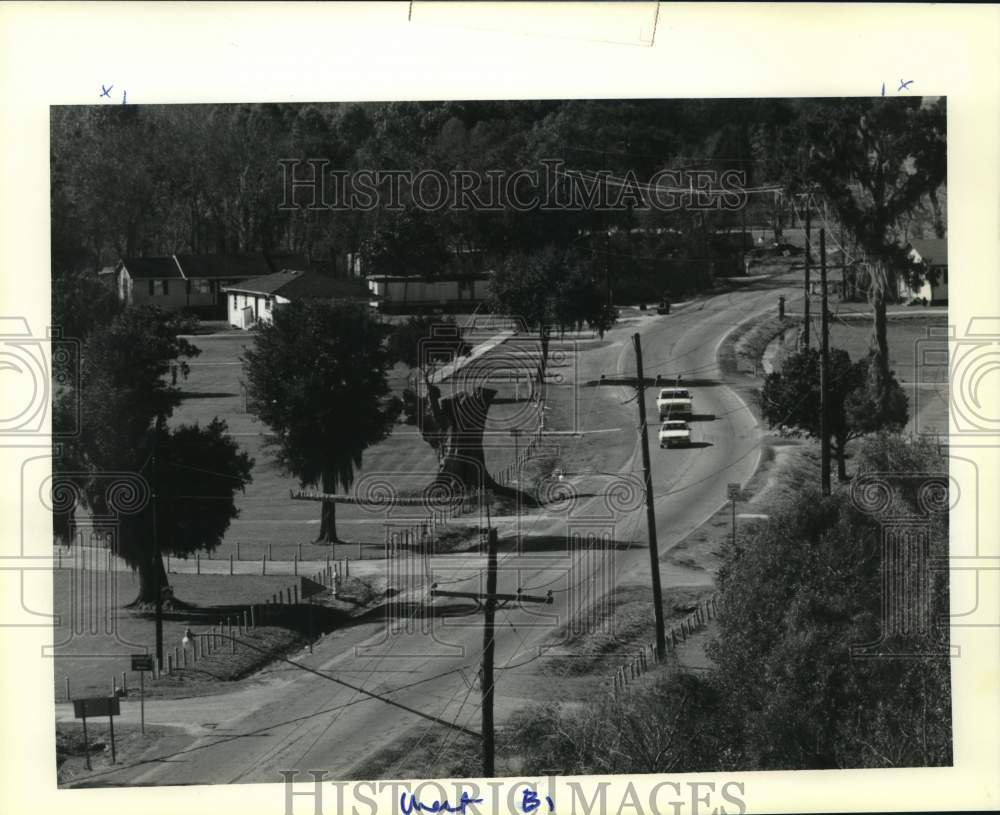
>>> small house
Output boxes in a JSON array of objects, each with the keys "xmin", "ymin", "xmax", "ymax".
[
  {"xmin": 222, "ymin": 270, "xmax": 371, "ymax": 329},
  {"xmin": 899, "ymin": 238, "xmax": 948, "ymax": 305},
  {"xmin": 113, "ymin": 253, "xmax": 310, "ymax": 318}
]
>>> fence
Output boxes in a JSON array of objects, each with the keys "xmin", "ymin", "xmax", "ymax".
[
  {"xmin": 609, "ymin": 594, "xmax": 720, "ymax": 697},
  {"xmin": 59, "ymin": 563, "xmax": 347, "ymax": 702}
]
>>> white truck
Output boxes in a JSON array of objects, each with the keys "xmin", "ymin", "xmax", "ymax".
[
  {"xmin": 656, "ymin": 387, "xmax": 693, "ymax": 419},
  {"xmin": 658, "ymin": 420, "xmax": 691, "ymax": 448}
]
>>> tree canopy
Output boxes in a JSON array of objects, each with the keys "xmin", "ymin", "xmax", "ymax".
[
  {"xmin": 53, "ymin": 306, "xmax": 253, "ymax": 603},
  {"xmin": 241, "ymin": 300, "xmax": 399, "ymax": 541},
  {"xmin": 760, "ymin": 346, "xmax": 909, "ymax": 480}
]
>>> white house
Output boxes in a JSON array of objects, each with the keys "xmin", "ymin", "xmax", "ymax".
[
  {"xmin": 222, "ymin": 270, "xmax": 370, "ymax": 329},
  {"xmin": 366, "ymin": 274, "xmax": 492, "ymax": 313},
  {"xmin": 899, "ymin": 238, "xmax": 948, "ymax": 305},
  {"xmin": 113, "ymin": 253, "xmax": 307, "ymax": 318}
]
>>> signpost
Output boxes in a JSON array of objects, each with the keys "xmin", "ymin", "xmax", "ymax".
[
  {"xmin": 131, "ymin": 653, "xmax": 154, "ymax": 734},
  {"xmin": 727, "ymin": 483, "xmax": 743, "ymax": 547},
  {"xmin": 73, "ymin": 696, "xmax": 120, "ymax": 768}
]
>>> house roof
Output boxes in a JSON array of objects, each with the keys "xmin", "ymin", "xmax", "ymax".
[
  {"xmin": 119, "ymin": 252, "xmax": 305, "ymax": 281},
  {"xmin": 119, "ymin": 256, "xmax": 184, "ymax": 280},
  {"xmin": 908, "ymin": 238, "xmax": 948, "ymax": 267},
  {"xmin": 366, "ymin": 274, "xmax": 491, "ymax": 283},
  {"xmin": 221, "ymin": 270, "xmax": 371, "ymax": 300}
]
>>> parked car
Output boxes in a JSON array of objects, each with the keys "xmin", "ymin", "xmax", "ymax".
[
  {"xmin": 659, "ymin": 420, "xmax": 691, "ymax": 448},
  {"xmin": 656, "ymin": 387, "xmax": 693, "ymax": 419}
]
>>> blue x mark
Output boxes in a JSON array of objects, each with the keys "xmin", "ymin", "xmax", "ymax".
[
  {"xmin": 99, "ymin": 84, "xmax": 113, "ymax": 98},
  {"xmin": 898, "ymin": 79, "xmax": 914, "ymax": 92}
]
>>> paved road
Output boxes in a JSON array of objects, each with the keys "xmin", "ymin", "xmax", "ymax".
[{"xmin": 63, "ymin": 277, "xmax": 797, "ymax": 786}]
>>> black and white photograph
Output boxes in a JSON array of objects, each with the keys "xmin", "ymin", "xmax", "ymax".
[
  {"xmin": 48, "ymin": 95, "xmax": 953, "ymax": 788},
  {"xmin": 1, "ymin": 4, "xmax": 998, "ymax": 815}
]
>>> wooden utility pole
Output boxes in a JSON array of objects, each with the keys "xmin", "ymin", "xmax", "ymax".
[
  {"xmin": 430, "ymin": 526, "xmax": 552, "ymax": 777},
  {"xmin": 819, "ymin": 228, "xmax": 831, "ymax": 495},
  {"xmin": 631, "ymin": 333, "xmax": 667, "ymax": 662},
  {"xmin": 803, "ymin": 198, "xmax": 811, "ymax": 349},
  {"xmin": 481, "ymin": 526, "xmax": 498, "ymax": 777},
  {"xmin": 152, "ymin": 416, "xmax": 164, "ymax": 666}
]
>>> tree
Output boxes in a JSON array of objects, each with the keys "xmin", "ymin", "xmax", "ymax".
[
  {"xmin": 709, "ymin": 435, "xmax": 951, "ymax": 769},
  {"xmin": 388, "ymin": 316, "xmax": 504, "ymax": 493},
  {"xmin": 359, "ymin": 209, "xmax": 454, "ymax": 279},
  {"xmin": 802, "ymin": 97, "xmax": 946, "ymax": 410},
  {"xmin": 241, "ymin": 300, "xmax": 399, "ymax": 542},
  {"xmin": 51, "ymin": 268, "xmax": 122, "ymax": 367},
  {"xmin": 490, "ymin": 246, "xmax": 615, "ymax": 383},
  {"xmin": 760, "ymin": 347, "xmax": 908, "ymax": 480},
  {"xmin": 53, "ymin": 306, "xmax": 253, "ymax": 604},
  {"xmin": 130, "ymin": 419, "xmax": 254, "ymax": 604}
]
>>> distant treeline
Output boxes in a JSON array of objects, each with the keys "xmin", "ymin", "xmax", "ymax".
[{"xmin": 51, "ymin": 99, "xmax": 945, "ymax": 295}]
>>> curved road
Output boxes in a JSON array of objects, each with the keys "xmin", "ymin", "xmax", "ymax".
[{"xmin": 60, "ymin": 275, "xmax": 800, "ymax": 787}]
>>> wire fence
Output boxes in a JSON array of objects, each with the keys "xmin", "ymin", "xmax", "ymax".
[{"xmin": 609, "ymin": 594, "xmax": 720, "ymax": 698}]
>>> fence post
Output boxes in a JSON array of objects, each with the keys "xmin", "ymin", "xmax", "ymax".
[
  {"xmin": 229, "ymin": 554, "xmax": 234, "ymax": 575},
  {"xmin": 294, "ymin": 554, "xmax": 298, "ymax": 576},
  {"xmin": 64, "ymin": 677, "xmax": 70, "ymax": 701},
  {"xmin": 293, "ymin": 585, "xmax": 299, "ymax": 604},
  {"xmin": 298, "ymin": 543, "xmax": 303, "ymax": 562},
  {"xmin": 345, "ymin": 557, "xmax": 350, "ymax": 577},
  {"xmin": 250, "ymin": 606, "xmax": 256, "ymax": 629},
  {"xmin": 122, "ymin": 671, "xmax": 127, "ymax": 695},
  {"xmin": 243, "ymin": 610, "xmax": 248, "ymax": 630},
  {"xmin": 263, "ymin": 555, "xmax": 267, "ymax": 575},
  {"xmin": 236, "ymin": 542, "xmax": 241, "ymax": 561},
  {"xmin": 196, "ymin": 554, "xmax": 201, "ymax": 575}
]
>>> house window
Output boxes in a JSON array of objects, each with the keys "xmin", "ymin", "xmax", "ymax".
[
  {"xmin": 149, "ymin": 280, "xmax": 169, "ymax": 296},
  {"xmin": 193, "ymin": 279, "xmax": 212, "ymax": 295},
  {"xmin": 264, "ymin": 297, "xmax": 272, "ymax": 312}
]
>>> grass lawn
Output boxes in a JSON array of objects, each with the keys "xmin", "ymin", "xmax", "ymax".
[
  {"xmin": 51, "ymin": 567, "xmax": 310, "ymax": 702},
  {"xmin": 169, "ymin": 330, "xmax": 549, "ymax": 558},
  {"xmin": 826, "ymin": 316, "xmax": 949, "ymax": 435}
]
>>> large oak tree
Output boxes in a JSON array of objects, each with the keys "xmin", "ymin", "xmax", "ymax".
[{"xmin": 242, "ymin": 300, "xmax": 399, "ymax": 542}]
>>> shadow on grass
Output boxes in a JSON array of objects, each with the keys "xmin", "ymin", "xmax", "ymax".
[
  {"xmin": 176, "ymin": 391, "xmax": 239, "ymax": 399},
  {"xmin": 497, "ymin": 535, "xmax": 644, "ymax": 553}
]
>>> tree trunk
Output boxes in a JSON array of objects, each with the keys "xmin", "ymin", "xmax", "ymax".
[
  {"xmin": 315, "ymin": 470, "xmax": 339, "ymax": 543},
  {"xmin": 538, "ymin": 327, "xmax": 551, "ymax": 385},
  {"xmin": 834, "ymin": 435, "xmax": 849, "ymax": 481},
  {"xmin": 131, "ymin": 548, "xmax": 169, "ymax": 607},
  {"xmin": 869, "ymin": 261, "xmax": 892, "ymax": 410},
  {"xmin": 928, "ymin": 188, "xmax": 946, "ymax": 239},
  {"xmin": 430, "ymin": 387, "xmax": 499, "ymax": 493}
]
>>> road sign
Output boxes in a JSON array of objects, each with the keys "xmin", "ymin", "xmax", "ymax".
[
  {"xmin": 727, "ymin": 482, "xmax": 742, "ymax": 502},
  {"xmin": 73, "ymin": 696, "xmax": 120, "ymax": 767},
  {"xmin": 73, "ymin": 696, "xmax": 120, "ymax": 718},
  {"xmin": 131, "ymin": 654, "xmax": 154, "ymax": 672}
]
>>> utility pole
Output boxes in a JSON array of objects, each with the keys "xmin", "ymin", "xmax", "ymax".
[
  {"xmin": 151, "ymin": 415, "xmax": 164, "ymax": 666},
  {"xmin": 819, "ymin": 228, "xmax": 831, "ymax": 495},
  {"xmin": 481, "ymin": 526, "xmax": 498, "ymax": 777},
  {"xmin": 430, "ymin": 526, "xmax": 552, "ymax": 777},
  {"xmin": 803, "ymin": 197, "xmax": 811, "ymax": 349},
  {"xmin": 631, "ymin": 333, "xmax": 667, "ymax": 662}
]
